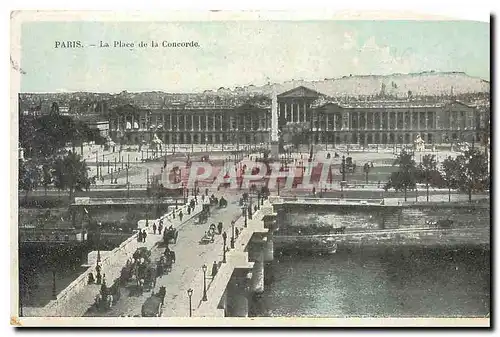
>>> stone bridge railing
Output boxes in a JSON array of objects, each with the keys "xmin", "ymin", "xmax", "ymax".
[
  {"xmin": 271, "ymin": 196, "xmax": 385, "ymax": 206},
  {"xmin": 194, "ymin": 200, "xmax": 274, "ymax": 317}
]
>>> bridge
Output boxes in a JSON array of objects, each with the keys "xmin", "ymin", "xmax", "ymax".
[{"xmin": 22, "ymin": 193, "xmax": 489, "ymax": 319}]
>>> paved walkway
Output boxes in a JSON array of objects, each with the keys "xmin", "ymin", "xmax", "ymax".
[{"xmin": 84, "ymin": 192, "xmax": 245, "ymax": 317}]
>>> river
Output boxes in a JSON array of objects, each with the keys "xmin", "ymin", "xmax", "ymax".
[{"xmin": 251, "ymin": 245, "xmax": 490, "ymax": 317}]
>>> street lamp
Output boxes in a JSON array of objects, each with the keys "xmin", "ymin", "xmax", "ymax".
[
  {"xmin": 202, "ymin": 264, "xmax": 208, "ymax": 301},
  {"xmin": 231, "ymin": 221, "xmax": 235, "ymax": 249},
  {"xmin": 242, "ymin": 205, "xmax": 248, "ymax": 227},
  {"xmin": 222, "ymin": 239, "xmax": 227, "ymax": 263},
  {"xmin": 97, "ymin": 222, "xmax": 102, "ymax": 264},
  {"xmin": 187, "ymin": 288, "xmax": 193, "ymax": 317}
]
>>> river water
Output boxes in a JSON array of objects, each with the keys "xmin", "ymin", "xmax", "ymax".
[{"xmin": 251, "ymin": 245, "xmax": 490, "ymax": 317}]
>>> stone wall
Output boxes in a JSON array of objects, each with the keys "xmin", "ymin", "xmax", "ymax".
[{"xmin": 278, "ymin": 203, "xmax": 490, "ymax": 235}]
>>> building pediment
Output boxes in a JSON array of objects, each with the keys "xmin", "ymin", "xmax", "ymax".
[{"xmin": 277, "ymin": 86, "xmax": 324, "ymax": 99}]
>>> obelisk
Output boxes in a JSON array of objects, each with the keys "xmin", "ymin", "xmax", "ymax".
[{"xmin": 270, "ymin": 88, "xmax": 279, "ymax": 159}]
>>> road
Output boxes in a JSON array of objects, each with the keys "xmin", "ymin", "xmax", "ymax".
[{"xmin": 85, "ymin": 191, "xmax": 245, "ymax": 317}]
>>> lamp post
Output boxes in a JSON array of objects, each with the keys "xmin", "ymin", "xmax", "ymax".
[
  {"xmin": 340, "ymin": 155, "xmax": 346, "ymax": 199},
  {"xmin": 126, "ymin": 165, "xmax": 129, "ymax": 198},
  {"xmin": 222, "ymin": 239, "xmax": 227, "ymax": 263},
  {"xmin": 231, "ymin": 221, "xmax": 235, "ymax": 249},
  {"xmin": 202, "ymin": 264, "xmax": 208, "ymax": 301},
  {"xmin": 187, "ymin": 288, "xmax": 193, "ymax": 317},
  {"xmin": 97, "ymin": 222, "xmax": 102, "ymax": 264},
  {"xmin": 243, "ymin": 205, "xmax": 248, "ymax": 227}
]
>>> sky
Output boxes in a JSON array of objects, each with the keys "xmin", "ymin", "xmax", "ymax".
[{"xmin": 18, "ymin": 20, "xmax": 490, "ymax": 93}]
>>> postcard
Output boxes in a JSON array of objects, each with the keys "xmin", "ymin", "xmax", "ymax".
[{"xmin": 10, "ymin": 10, "xmax": 490, "ymax": 327}]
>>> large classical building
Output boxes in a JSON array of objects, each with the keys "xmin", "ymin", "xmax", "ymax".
[{"xmin": 108, "ymin": 86, "xmax": 485, "ymax": 147}]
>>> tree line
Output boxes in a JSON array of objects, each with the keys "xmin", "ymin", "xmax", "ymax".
[
  {"xmin": 19, "ymin": 111, "xmax": 104, "ymax": 201},
  {"xmin": 384, "ymin": 148, "xmax": 489, "ymax": 202}
]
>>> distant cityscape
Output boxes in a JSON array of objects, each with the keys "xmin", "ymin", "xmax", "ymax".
[{"xmin": 18, "ymin": 71, "xmax": 490, "ymax": 149}]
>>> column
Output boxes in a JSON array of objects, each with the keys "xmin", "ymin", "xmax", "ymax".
[
  {"xmin": 213, "ymin": 115, "xmax": 216, "ymax": 131},
  {"xmin": 169, "ymin": 114, "xmax": 173, "ymax": 130},
  {"xmin": 418, "ymin": 111, "xmax": 421, "ymax": 130},
  {"xmin": 220, "ymin": 115, "xmax": 223, "ymax": 131},
  {"xmin": 410, "ymin": 112, "xmax": 413, "ymax": 131},
  {"xmin": 425, "ymin": 111, "xmax": 429, "ymax": 130},
  {"xmin": 326, "ymin": 114, "xmax": 329, "ymax": 132},
  {"xmin": 191, "ymin": 115, "xmax": 194, "ymax": 131},
  {"xmin": 206, "ymin": 114, "xmax": 209, "ymax": 131},
  {"xmin": 304, "ymin": 102, "xmax": 307, "ymax": 123}
]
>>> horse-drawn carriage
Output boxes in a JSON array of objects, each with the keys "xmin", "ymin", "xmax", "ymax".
[
  {"xmin": 94, "ymin": 281, "xmax": 121, "ymax": 311},
  {"xmin": 219, "ymin": 197, "xmax": 227, "ymax": 208},
  {"xmin": 200, "ymin": 224, "xmax": 216, "ymax": 244},
  {"xmin": 141, "ymin": 287, "xmax": 166, "ymax": 317},
  {"xmin": 118, "ymin": 247, "xmax": 157, "ymax": 294},
  {"xmin": 209, "ymin": 195, "xmax": 219, "ymax": 206},
  {"xmin": 157, "ymin": 248, "xmax": 176, "ymax": 275},
  {"xmin": 163, "ymin": 227, "xmax": 179, "ymax": 244}
]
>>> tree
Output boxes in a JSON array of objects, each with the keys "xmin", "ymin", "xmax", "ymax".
[
  {"xmin": 19, "ymin": 159, "xmax": 41, "ymax": 202},
  {"xmin": 52, "ymin": 151, "xmax": 91, "ymax": 201},
  {"xmin": 19, "ymin": 113, "xmax": 105, "ymax": 159},
  {"xmin": 417, "ymin": 154, "xmax": 438, "ymax": 202},
  {"xmin": 441, "ymin": 156, "xmax": 459, "ymax": 202},
  {"xmin": 455, "ymin": 148, "xmax": 489, "ymax": 202},
  {"xmin": 384, "ymin": 150, "xmax": 417, "ymax": 201}
]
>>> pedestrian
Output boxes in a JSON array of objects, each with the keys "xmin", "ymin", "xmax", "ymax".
[
  {"xmin": 217, "ymin": 222, "xmax": 223, "ymax": 235},
  {"xmin": 235, "ymin": 227, "xmax": 240, "ymax": 238},
  {"xmin": 179, "ymin": 211, "xmax": 183, "ymax": 222},
  {"xmin": 187, "ymin": 206, "xmax": 191, "ymax": 215},
  {"xmin": 222, "ymin": 231, "xmax": 227, "ymax": 245},
  {"xmin": 142, "ymin": 229, "xmax": 148, "ymax": 243},
  {"xmin": 88, "ymin": 272, "xmax": 95, "ymax": 285},
  {"xmin": 254, "ymin": 205, "xmax": 258, "ymax": 213},
  {"xmin": 158, "ymin": 221, "xmax": 163, "ymax": 235},
  {"xmin": 137, "ymin": 230, "xmax": 143, "ymax": 242},
  {"xmin": 153, "ymin": 223, "xmax": 157, "ymax": 235},
  {"xmin": 212, "ymin": 261, "xmax": 218, "ymax": 277}
]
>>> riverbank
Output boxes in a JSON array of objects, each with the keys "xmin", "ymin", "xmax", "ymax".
[{"xmin": 274, "ymin": 227, "xmax": 490, "ymax": 253}]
